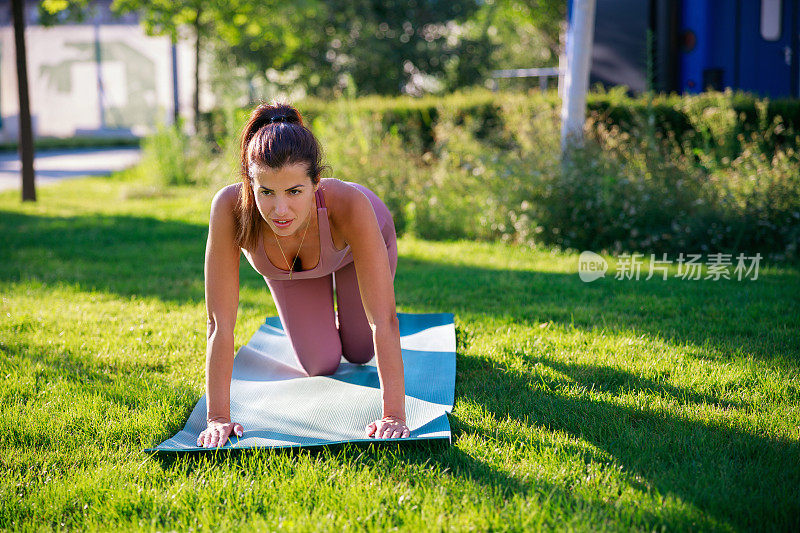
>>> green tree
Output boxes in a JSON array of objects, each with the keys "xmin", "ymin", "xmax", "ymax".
[
  {"xmin": 214, "ymin": 0, "xmax": 565, "ymax": 98},
  {"xmin": 517, "ymin": 0, "xmax": 567, "ymax": 62},
  {"xmin": 217, "ymin": 0, "xmax": 492, "ymax": 98},
  {"xmin": 39, "ymin": 0, "xmax": 94, "ymax": 25},
  {"xmin": 41, "ymin": 0, "xmax": 568, "ymax": 103}
]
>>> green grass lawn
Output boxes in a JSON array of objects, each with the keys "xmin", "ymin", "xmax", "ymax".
[{"xmin": 1, "ymin": 175, "xmax": 799, "ymax": 532}]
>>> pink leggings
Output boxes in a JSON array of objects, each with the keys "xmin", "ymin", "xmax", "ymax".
[{"xmin": 265, "ymin": 225, "xmax": 398, "ymax": 376}]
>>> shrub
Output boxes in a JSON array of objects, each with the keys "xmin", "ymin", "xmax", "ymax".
[
  {"xmin": 536, "ymin": 102, "xmax": 800, "ymax": 262},
  {"xmin": 311, "ymin": 98, "xmax": 429, "ymax": 237},
  {"xmin": 130, "ymin": 88, "xmax": 800, "ymax": 263},
  {"xmin": 136, "ymin": 122, "xmax": 193, "ymax": 187}
]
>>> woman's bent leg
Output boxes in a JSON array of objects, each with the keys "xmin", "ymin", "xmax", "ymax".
[
  {"xmin": 266, "ymin": 275, "xmax": 342, "ymax": 376},
  {"xmin": 334, "ymin": 222, "xmax": 398, "ymax": 364}
]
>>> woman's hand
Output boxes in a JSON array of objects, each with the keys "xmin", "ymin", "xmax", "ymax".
[
  {"xmin": 197, "ymin": 419, "xmax": 244, "ymax": 448},
  {"xmin": 366, "ymin": 415, "xmax": 410, "ymax": 439}
]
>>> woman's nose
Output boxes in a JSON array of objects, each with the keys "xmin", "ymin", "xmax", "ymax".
[{"xmin": 273, "ymin": 199, "xmax": 290, "ymax": 215}]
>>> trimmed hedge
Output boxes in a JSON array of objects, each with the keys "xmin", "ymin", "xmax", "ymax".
[
  {"xmin": 0, "ymin": 135, "xmax": 141, "ymax": 153},
  {"xmin": 198, "ymin": 87, "xmax": 800, "ymax": 161}
]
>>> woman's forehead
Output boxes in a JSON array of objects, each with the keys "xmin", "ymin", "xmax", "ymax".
[{"xmin": 250, "ymin": 161, "xmax": 311, "ymax": 186}]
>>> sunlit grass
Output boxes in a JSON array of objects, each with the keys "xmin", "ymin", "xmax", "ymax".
[{"xmin": 1, "ymin": 175, "xmax": 799, "ymax": 531}]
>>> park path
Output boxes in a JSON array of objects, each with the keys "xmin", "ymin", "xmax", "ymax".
[{"xmin": 0, "ymin": 147, "xmax": 142, "ymax": 193}]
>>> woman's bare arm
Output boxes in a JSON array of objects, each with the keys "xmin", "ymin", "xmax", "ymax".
[
  {"xmin": 336, "ymin": 187, "xmax": 406, "ymax": 428},
  {"xmin": 203, "ymin": 185, "xmax": 241, "ymax": 425}
]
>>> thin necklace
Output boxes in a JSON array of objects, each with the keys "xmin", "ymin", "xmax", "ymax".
[{"xmin": 273, "ymin": 202, "xmax": 313, "ymax": 280}]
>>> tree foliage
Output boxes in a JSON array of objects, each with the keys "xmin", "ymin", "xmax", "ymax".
[{"xmin": 39, "ymin": 0, "xmax": 567, "ymax": 99}]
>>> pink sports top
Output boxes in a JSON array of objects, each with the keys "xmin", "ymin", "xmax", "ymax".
[{"xmin": 241, "ymin": 178, "xmax": 393, "ymax": 281}]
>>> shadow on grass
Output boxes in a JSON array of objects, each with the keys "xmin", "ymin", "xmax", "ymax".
[
  {"xmin": 5, "ymin": 210, "xmax": 800, "ymax": 529},
  {"xmin": 454, "ymin": 351, "xmax": 800, "ymax": 530},
  {"xmin": 3, "ymin": 210, "xmax": 798, "ymax": 371},
  {"xmin": 395, "ymin": 255, "xmax": 800, "ymax": 370},
  {"xmin": 1, "ymin": 337, "xmax": 200, "ymax": 450},
  {"xmin": 525, "ymin": 355, "xmax": 748, "ymax": 411},
  {"xmin": 0, "ymin": 211, "xmax": 266, "ymax": 305},
  {"xmin": 148, "ymin": 431, "xmax": 674, "ymax": 529}
]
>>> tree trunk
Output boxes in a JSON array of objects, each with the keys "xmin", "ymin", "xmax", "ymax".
[
  {"xmin": 11, "ymin": 0, "xmax": 35, "ymax": 201},
  {"xmin": 193, "ymin": 5, "xmax": 202, "ymax": 136},
  {"xmin": 171, "ymin": 41, "xmax": 180, "ymax": 127}
]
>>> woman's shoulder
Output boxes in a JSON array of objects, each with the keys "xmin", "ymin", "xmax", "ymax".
[
  {"xmin": 319, "ymin": 177, "xmax": 363, "ymax": 213},
  {"xmin": 212, "ymin": 182, "xmax": 242, "ymax": 208},
  {"xmin": 320, "ymin": 178, "xmax": 372, "ymax": 238},
  {"xmin": 208, "ymin": 184, "xmax": 243, "ymax": 239}
]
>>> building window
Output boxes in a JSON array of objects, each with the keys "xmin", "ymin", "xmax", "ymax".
[{"xmin": 760, "ymin": 0, "xmax": 782, "ymax": 41}]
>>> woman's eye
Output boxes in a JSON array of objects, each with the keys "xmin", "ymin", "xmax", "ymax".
[{"xmin": 260, "ymin": 190, "xmax": 300, "ymax": 196}]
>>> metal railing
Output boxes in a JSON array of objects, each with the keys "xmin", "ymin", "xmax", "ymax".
[{"xmin": 488, "ymin": 67, "xmax": 561, "ymax": 92}]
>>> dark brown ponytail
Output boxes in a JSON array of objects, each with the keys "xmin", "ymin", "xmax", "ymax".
[{"xmin": 234, "ymin": 100, "xmax": 331, "ymax": 251}]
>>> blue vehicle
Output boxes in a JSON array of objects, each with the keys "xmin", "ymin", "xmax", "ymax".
[{"xmin": 568, "ymin": 0, "xmax": 799, "ymax": 98}]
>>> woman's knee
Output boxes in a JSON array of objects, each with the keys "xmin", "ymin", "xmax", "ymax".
[
  {"xmin": 343, "ymin": 351, "xmax": 374, "ymax": 365},
  {"xmin": 289, "ymin": 330, "xmax": 342, "ymax": 376},
  {"xmin": 341, "ymin": 335, "xmax": 375, "ymax": 365},
  {"xmin": 298, "ymin": 349, "xmax": 341, "ymax": 376}
]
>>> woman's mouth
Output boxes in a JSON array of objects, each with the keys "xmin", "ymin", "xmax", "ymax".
[{"xmin": 272, "ymin": 218, "xmax": 293, "ymax": 228}]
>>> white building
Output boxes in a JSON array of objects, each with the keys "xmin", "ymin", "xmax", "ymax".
[{"xmin": 0, "ymin": 0, "xmax": 198, "ymax": 142}]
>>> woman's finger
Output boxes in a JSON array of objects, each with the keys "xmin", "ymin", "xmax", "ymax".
[{"xmin": 367, "ymin": 420, "xmax": 413, "ymax": 439}]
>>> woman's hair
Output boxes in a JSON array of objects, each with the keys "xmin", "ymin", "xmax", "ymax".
[{"xmin": 234, "ymin": 100, "xmax": 330, "ymax": 251}]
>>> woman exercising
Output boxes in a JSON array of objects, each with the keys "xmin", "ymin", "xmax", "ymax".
[{"xmin": 197, "ymin": 101, "xmax": 410, "ymax": 448}]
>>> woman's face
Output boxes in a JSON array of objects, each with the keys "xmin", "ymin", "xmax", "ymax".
[{"xmin": 250, "ymin": 161, "xmax": 317, "ymax": 237}]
